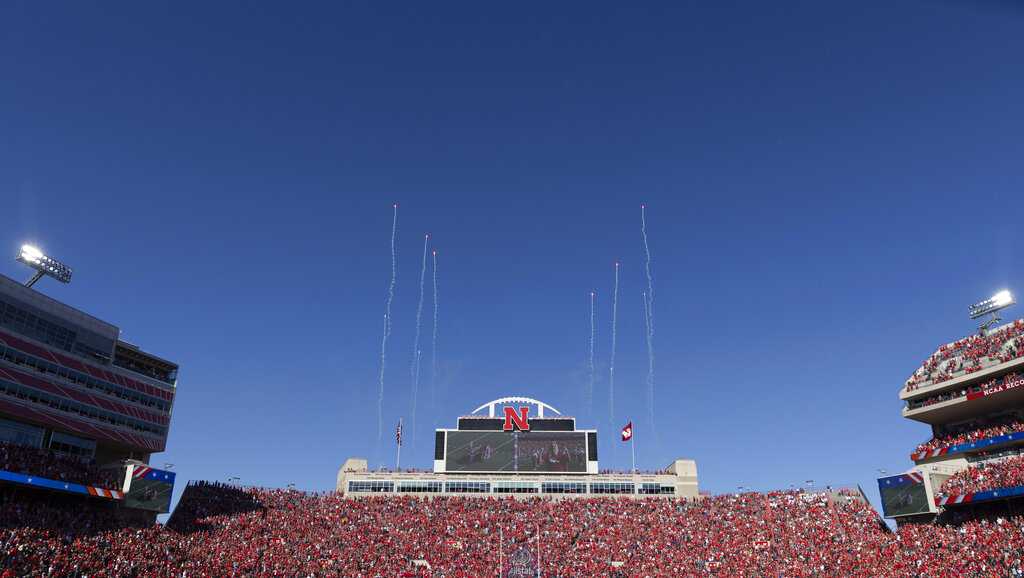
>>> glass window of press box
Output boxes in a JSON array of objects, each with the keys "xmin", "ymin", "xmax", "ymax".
[
  {"xmin": 445, "ymin": 481, "xmax": 490, "ymax": 493},
  {"xmin": 0, "ymin": 341, "xmax": 170, "ymax": 411},
  {"xmin": 348, "ymin": 481, "xmax": 394, "ymax": 493},
  {"xmin": 493, "ymin": 482, "xmax": 539, "ymax": 494},
  {"xmin": 542, "ymin": 482, "xmax": 588, "ymax": 494},
  {"xmin": 590, "ymin": 482, "xmax": 635, "ymax": 494},
  {"xmin": 0, "ymin": 417, "xmax": 44, "ymax": 448},
  {"xmin": 397, "ymin": 481, "xmax": 443, "ymax": 493},
  {"xmin": 638, "ymin": 483, "xmax": 675, "ymax": 495},
  {"xmin": 0, "ymin": 297, "xmax": 114, "ymax": 363},
  {"xmin": 0, "ymin": 379, "xmax": 166, "ymax": 437}
]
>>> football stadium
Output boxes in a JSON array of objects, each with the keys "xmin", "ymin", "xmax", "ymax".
[
  {"xmin": 4, "ymin": 3, "xmax": 1024, "ymax": 576},
  {"xmin": 3, "ymin": 242, "xmax": 1024, "ymax": 575}
]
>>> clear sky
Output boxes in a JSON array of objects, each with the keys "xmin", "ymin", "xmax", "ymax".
[{"xmin": 2, "ymin": 1, "xmax": 1023, "ymax": 514}]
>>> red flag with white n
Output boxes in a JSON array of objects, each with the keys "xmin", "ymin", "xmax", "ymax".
[{"xmin": 621, "ymin": 421, "xmax": 633, "ymax": 442}]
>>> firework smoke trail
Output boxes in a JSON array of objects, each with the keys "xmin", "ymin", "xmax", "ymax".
[
  {"xmin": 609, "ymin": 262, "xmax": 620, "ymax": 426},
  {"xmin": 377, "ymin": 204, "xmax": 398, "ymax": 447},
  {"xmin": 430, "ymin": 249, "xmax": 439, "ymax": 429},
  {"xmin": 587, "ymin": 291, "xmax": 596, "ymax": 420},
  {"xmin": 409, "ymin": 233, "xmax": 430, "ymax": 449},
  {"xmin": 641, "ymin": 204, "xmax": 656, "ymax": 434},
  {"xmin": 643, "ymin": 290, "xmax": 654, "ymax": 429}
]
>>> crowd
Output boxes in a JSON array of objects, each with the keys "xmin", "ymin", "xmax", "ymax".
[
  {"xmin": 940, "ymin": 454, "xmax": 1024, "ymax": 497},
  {"xmin": 5, "ymin": 482, "xmax": 1024, "ymax": 576},
  {"xmin": 0, "ymin": 441, "xmax": 122, "ymax": 489},
  {"xmin": 914, "ymin": 414, "xmax": 1024, "ymax": 455},
  {"xmin": 906, "ymin": 319, "xmax": 1024, "ymax": 390},
  {"xmin": 906, "ymin": 371, "xmax": 1022, "ymax": 410}
]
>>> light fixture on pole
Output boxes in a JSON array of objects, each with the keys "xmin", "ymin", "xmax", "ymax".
[
  {"xmin": 970, "ymin": 290, "xmax": 1015, "ymax": 334},
  {"xmin": 16, "ymin": 244, "xmax": 73, "ymax": 288}
]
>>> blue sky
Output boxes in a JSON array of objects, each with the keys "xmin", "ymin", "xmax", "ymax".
[{"xmin": 2, "ymin": 1, "xmax": 1023, "ymax": 513}]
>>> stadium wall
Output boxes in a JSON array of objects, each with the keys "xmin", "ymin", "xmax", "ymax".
[{"xmin": 336, "ymin": 458, "xmax": 699, "ymax": 499}]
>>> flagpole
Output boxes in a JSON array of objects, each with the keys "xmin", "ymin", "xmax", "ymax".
[
  {"xmin": 631, "ymin": 422, "xmax": 636, "ymax": 473},
  {"xmin": 396, "ymin": 417, "xmax": 402, "ymax": 470},
  {"xmin": 536, "ymin": 523, "xmax": 541, "ymax": 578}
]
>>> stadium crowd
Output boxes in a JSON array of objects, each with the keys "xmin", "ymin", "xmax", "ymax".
[
  {"xmin": 4, "ymin": 482, "xmax": 1024, "ymax": 576},
  {"xmin": 906, "ymin": 371, "xmax": 1023, "ymax": 410},
  {"xmin": 905, "ymin": 319, "xmax": 1024, "ymax": 391},
  {"xmin": 940, "ymin": 454, "xmax": 1024, "ymax": 497},
  {"xmin": 0, "ymin": 441, "xmax": 121, "ymax": 489},
  {"xmin": 914, "ymin": 414, "xmax": 1024, "ymax": 455}
]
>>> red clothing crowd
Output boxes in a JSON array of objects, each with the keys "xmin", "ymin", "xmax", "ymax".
[
  {"xmin": 940, "ymin": 454, "xmax": 1024, "ymax": 497},
  {"xmin": 4, "ymin": 482, "xmax": 1024, "ymax": 577},
  {"xmin": 914, "ymin": 415, "xmax": 1024, "ymax": 455},
  {"xmin": 906, "ymin": 319, "xmax": 1024, "ymax": 391},
  {"xmin": 906, "ymin": 371, "xmax": 1022, "ymax": 410},
  {"xmin": 0, "ymin": 441, "xmax": 121, "ymax": 489}
]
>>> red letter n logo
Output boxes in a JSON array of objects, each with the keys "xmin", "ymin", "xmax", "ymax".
[{"xmin": 503, "ymin": 406, "xmax": 530, "ymax": 431}]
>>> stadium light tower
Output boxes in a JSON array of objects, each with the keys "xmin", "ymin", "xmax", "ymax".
[
  {"xmin": 970, "ymin": 289, "xmax": 1015, "ymax": 334},
  {"xmin": 15, "ymin": 244, "xmax": 73, "ymax": 288}
]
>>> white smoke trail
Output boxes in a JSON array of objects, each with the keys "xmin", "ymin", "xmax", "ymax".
[
  {"xmin": 409, "ymin": 233, "xmax": 429, "ymax": 449},
  {"xmin": 609, "ymin": 262, "xmax": 619, "ymax": 425},
  {"xmin": 643, "ymin": 290, "xmax": 653, "ymax": 421},
  {"xmin": 430, "ymin": 249, "xmax": 439, "ymax": 429},
  {"xmin": 377, "ymin": 203, "xmax": 398, "ymax": 446},
  {"xmin": 641, "ymin": 204, "xmax": 656, "ymax": 435},
  {"xmin": 587, "ymin": 291, "xmax": 596, "ymax": 421}
]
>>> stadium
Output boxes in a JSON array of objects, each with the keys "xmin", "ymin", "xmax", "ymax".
[
  {"xmin": 2, "ymin": 3, "xmax": 1023, "ymax": 574},
  {"xmin": 4, "ymin": 243, "xmax": 1024, "ymax": 576},
  {"xmin": 337, "ymin": 396, "xmax": 699, "ymax": 499}
]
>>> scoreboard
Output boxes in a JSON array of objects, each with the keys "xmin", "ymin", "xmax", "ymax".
[
  {"xmin": 123, "ymin": 464, "xmax": 176, "ymax": 513},
  {"xmin": 877, "ymin": 473, "xmax": 935, "ymax": 518},
  {"xmin": 445, "ymin": 431, "xmax": 588, "ymax": 473},
  {"xmin": 434, "ymin": 398, "xmax": 599, "ymax": 475}
]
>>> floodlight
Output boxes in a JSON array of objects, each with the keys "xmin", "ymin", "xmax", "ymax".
[
  {"xmin": 15, "ymin": 244, "xmax": 73, "ymax": 287},
  {"xmin": 969, "ymin": 290, "xmax": 1015, "ymax": 320}
]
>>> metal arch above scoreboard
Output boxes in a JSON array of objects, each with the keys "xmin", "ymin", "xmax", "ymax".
[{"xmin": 471, "ymin": 396, "xmax": 562, "ymax": 418}]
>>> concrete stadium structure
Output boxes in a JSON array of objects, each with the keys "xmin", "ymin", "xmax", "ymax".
[
  {"xmin": 0, "ymin": 267, "xmax": 179, "ymax": 518},
  {"xmin": 878, "ymin": 317, "xmax": 1024, "ymax": 522},
  {"xmin": 338, "ymin": 397, "xmax": 699, "ymax": 499}
]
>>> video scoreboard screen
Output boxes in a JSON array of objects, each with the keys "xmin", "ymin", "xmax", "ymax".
[
  {"xmin": 444, "ymin": 431, "xmax": 588, "ymax": 473},
  {"xmin": 124, "ymin": 465, "xmax": 176, "ymax": 513},
  {"xmin": 878, "ymin": 474, "xmax": 931, "ymax": 518}
]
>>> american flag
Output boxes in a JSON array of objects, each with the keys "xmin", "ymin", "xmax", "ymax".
[{"xmin": 396, "ymin": 419, "xmax": 403, "ymax": 447}]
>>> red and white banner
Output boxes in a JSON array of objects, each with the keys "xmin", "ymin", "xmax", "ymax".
[
  {"xmin": 966, "ymin": 374, "xmax": 1024, "ymax": 401},
  {"xmin": 621, "ymin": 421, "xmax": 633, "ymax": 442}
]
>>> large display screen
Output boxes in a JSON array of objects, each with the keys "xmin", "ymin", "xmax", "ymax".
[
  {"xmin": 124, "ymin": 466, "xmax": 176, "ymax": 513},
  {"xmin": 445, "ymin": 431, "xmax": 587, "ymax": 473},
  {"xmin": 878, "ymin": 476, "xmax": 931, "ymax": 518}
]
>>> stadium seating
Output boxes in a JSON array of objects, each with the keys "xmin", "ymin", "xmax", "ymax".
[
  {"xmin": 906, "ymin": 371, "xmax": 1022, "ymax": 410},
  {"xmin": 940, "ymin": 455, "xmax": 1024, "ymax": 497},
  {"xmin": 0, "ymin": 441, "xmax": 121, "ymax": 489},
  {"xmin": 906, "ymin": 319, "xmax": 1024, "ymax": 391},
  {"xmin": 5, "ymin": 481, "xmax": 1024, "ymax": 576},
  {"xmin": 915, "ymin": 415, "xmax": 1024, "ymax": 455}
]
